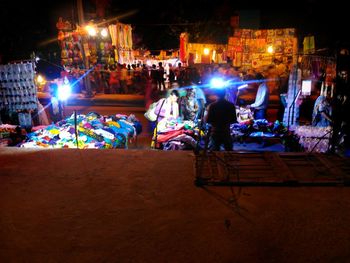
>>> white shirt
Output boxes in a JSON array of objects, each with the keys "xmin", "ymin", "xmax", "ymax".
[{"xmin": 251, "ymin": 83, "xmax": 269, "ymax": 110}]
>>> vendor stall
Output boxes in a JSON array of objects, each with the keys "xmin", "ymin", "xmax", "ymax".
[
  {"xmin": 20, "ymin": 112, "xmax": 142, "ymax": 149},
  {"xmin": 57, "ymin": 17, "xmax": 134, "ymax": 69},
  {"xmin": 0, "ymin": 61, "xmax": 38, "ymax": 129},
  {"xmin": 228, "ymin": 28, "xmax": 298, "ymax": 70},
  {"xmin": 152, "ymin": 118, "xmax": 201, "ymax": 150}
]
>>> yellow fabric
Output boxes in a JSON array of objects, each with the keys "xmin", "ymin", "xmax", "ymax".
[{"xmin": 303, "ymin": 36, "xmax": 315, "ymax": 54}]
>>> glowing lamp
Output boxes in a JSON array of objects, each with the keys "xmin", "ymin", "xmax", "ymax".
[
  {"xmin": 100, "ymin": 28, "xmax": 108, "ymax": 38},
  {"xmin": 57, "ymin": 83, "xmax": 72, "ymax": 101},
  {"xmin": 37, "ymin": 75, "xmax": 45, "ymax": 85},
  {"xmin": 267, "ymin": 45, "xmax": 274, "ymax": 54},
  {"xmin": 85, "ymin": 25, "xmax": 97, "ymax": 37},
  {"xmin": 210, "ymin": 77, "xmax": 226, "ymax": 89},
  {"xmin": 203, "ymin": 48, "xmax": 210, "ymax": 55}
]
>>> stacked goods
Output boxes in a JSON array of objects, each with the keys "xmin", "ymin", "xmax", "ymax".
[
  {"xmin": 20, "ymin": 112, "xmax": 142, "ymax": 149},
  {"xmin": 0, "ymin": 62, "xmax": 37, "ymax": 112}
]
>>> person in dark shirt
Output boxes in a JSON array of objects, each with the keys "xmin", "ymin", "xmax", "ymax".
[{"xmin": 205, "ymin": 89, "xmax": 237, "ymax": 151}]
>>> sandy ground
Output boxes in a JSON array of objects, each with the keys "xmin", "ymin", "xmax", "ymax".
[{"xmin": 1, "ymin": 148, "xmax": 350, "ymax": 263}]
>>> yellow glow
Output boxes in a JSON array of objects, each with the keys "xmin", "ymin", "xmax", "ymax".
[
  {"xmin": 85, "ymin": 25, "xmax": 97, "ymax": 36},
  {"xmin": 267, "ymin": 45, "xmax": 274, "ymax": 54},
  {"xmin": 203, "ymin": 48, "xmax": 210, "ymax": 55},
  {"xmin": 101, "ymin": 28, "xmax": 108, "ymax": 38},
  {"xmin": 37, "ymin": 75, "xmax": 45, "ymax": 85}
]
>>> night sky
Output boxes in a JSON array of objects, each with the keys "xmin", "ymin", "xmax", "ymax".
[{"xmin": 0, "ymin": 0, "xmax": 348, "ymax": 64}]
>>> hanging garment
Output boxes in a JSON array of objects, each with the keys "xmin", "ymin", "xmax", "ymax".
[
  {"xmin": 283, "ymin": 66, "xmax": 302, "ymax": 126},
  {"xmin": 303, "ymin": 36, "xmax": 315, "ymax": 54}
]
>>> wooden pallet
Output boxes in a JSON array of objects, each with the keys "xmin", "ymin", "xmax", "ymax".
[{"xmin": 194, "ymin": 151, "xmax": 350, "ymax": 186}]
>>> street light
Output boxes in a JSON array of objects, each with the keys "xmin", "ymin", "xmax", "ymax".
[
  {"xmin": 100, "ymin": 28, "xmax": 108, "ymax": 38},
  {"xmin": 85, "ymin": 25, "xmax": 97, "ymax": 37},
  {"xmin": 267, "ymin": 45, "xmax": 274, "ymax": 54},
  {"xmin": 57, "ymin": 83, "xmax": 72, "ymax": 101},
  {"xmin": 36, "ymin": 75, "xmax": 45, "ymax": 85}
]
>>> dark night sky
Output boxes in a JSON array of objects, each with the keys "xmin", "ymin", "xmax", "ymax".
[{"xmin": 0, "ymin": 0, "xmax": 348, "ymax": 64}]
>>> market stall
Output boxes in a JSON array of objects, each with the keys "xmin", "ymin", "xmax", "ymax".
[
  {"xmin": 0, "ymin": 61, "xmax": 38, "ymax": 129},
  {"xmin": 186, "ymin": 43, "xmax": 228, "ymax": 64},
  {"xmin": 57, "ymin": 17, "xmax": 134, "ymax": 69},
  {"xmin": 228, "ymin": 28, "xmax": 298, "ymax": 70},
  {"xmin": 20, "ymin": 112, "xmax": 142, "ymax": 149}
]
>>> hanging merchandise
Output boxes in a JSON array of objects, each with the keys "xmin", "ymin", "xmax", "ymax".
[
  {"xmin": 0, "ymin": 62, "xmax": 38, "ymax": 112},
  {"xmin": 303, "ymin": 35, "xmax": 315, "ymax": 55},
  {"xmin": 227, "ymin": 28, "xmax": 297, "ymax": 70},
  {"xmin": 57, "ymin": 19, "xmax": 117, "ymax": 69},
  {"xmin": 180, "ymin": 32, "xmax": 188, "ymax": 63},
  {"xmin": 0, "ymin": 62, "xmax": 38, "ymax": 128},
  {"xmin": 107, "ymin": 22, "xmax": 134, "ymax": 64}
]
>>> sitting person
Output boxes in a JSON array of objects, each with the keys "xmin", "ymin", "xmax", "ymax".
[
  {"xmin": 312, "ymin": 87, "xmax": 332, "ymax": 127},
  {"xmin": 180, "ymin": 88, "xmax": 199, "ymax": 122}
]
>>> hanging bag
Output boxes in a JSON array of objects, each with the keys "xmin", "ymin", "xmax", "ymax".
[{"xmin": 144, "ymin": 101, "xmax": 159, "ymax": 122}]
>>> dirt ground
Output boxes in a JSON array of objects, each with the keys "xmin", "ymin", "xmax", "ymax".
[{"xmin": 1, "ymin": 148, "xmax": 350, "ymax": 263}]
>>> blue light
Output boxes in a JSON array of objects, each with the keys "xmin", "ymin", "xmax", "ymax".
[
  {"xmin": 210, "ymin": 77, "xmax": 227, "ymax": 89},
  {"xmin": 57, "ymin": 84, "xmax": 72, "ymax": 101},
  {"xmin": 237, "ymin": 84, "xmax": 248, "ymax": 90}
]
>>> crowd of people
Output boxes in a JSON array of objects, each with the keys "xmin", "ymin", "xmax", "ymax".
[
  {"xmin": 41, "ymin": 59, "xmax": 341, "ymax": 151},
  {"xmin": 145, "ymin": 62, "xmax": 289, "ymax": 151}
]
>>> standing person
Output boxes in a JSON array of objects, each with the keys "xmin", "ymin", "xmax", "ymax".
[
  {"xmin": 248, "ymin": 73, "xmax": 269, "ymax": 120},
  {"xmin": 168, "ymin": 63, "xmax": 176, "ymax": 89},
  {"xmin": 48, "ymin": 82, "xmax": 63, "ymax": 123},
  {"xmin": 157, "ymin": 62, "xmax": 166, "ymax": 91},
  {"xmin": 176, "ymin": 62, "xmax": 185, "ymax": 87},
  {"xmin": 120, "ymin": 63, "xmax": 128, "ymax": 94},
  {"xmin": 205, "ymin": 89, "xmax": 237, "ymax": 151},
  {"xmin": 108, "ymin": 64, "xmax": 119, "ymax": 94},
  {"xmin": 151, "ymin": 90, "xmax": 180, "ymax": 148}
]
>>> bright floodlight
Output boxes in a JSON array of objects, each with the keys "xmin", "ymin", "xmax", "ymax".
[
  {"xmin": 101, "ymin": 28, "xmax": 108, "ymax": 38},
  {"xmin": 85, "ymin": 25, "xmax": 97, "ymax": 37},
  {"xmin": 267, "ymin": 45, "xmax": 274, "ymax": 54},
  {"xmin": 238, "ymin": 84, "xmax": 248, "ymax": 90},
  {"xmin": 57, "ymin": 84, "xmax": 72, "ymax": 101},
  {"xmin": 203, "ymin": 48, "xmax": 210, "ymax": 55},
  {"xmin": 37, "ymin": 75, "xmax": 45, "ymax": 84},
  {"xmin": 210, "ymin": 77, "xmax": 226, "ymax": 89}
]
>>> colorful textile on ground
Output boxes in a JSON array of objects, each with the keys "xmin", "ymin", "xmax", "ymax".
[
  {"xmin": 153, "ymin": 118, "xmax": 200, "ymax": 150},
  {"xmin": 231, "ymin": 119, "xmax": 287, "ymax": 138},
  {"xmin": 20, "ymin": 112, "xmax": 141, "ymax": 149},
  {"xmin": 293, "ymin": 126, "xmax": 331, "ymax": 153}
]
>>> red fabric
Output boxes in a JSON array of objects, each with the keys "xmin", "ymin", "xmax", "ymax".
[
  {"xmin": 157, "ymin": 130, "xmax": 185, "ymax": 143},
  {"xmin": 179, "ymin": 34, "xmax": 187, "ymax": 63},
  {"xmin": 109, "ymin": 71, "xmax": 119, "ymax": 85}
]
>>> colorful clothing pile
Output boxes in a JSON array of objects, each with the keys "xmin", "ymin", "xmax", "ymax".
[
  {"xmin": 20, "ymin": 112, "xmax": 141, "ymax": 149},
  {"xmin": 154, "ymin": 118, "xmax": 200, "ymax": 150},
  {"xmin": 293, "ymin": 126, "xmax": 331, "ymax": 153},
  {"xmin": 231, "ymin": 119, "xmax": 287, "ymax": 138}
]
